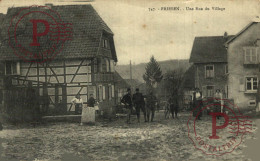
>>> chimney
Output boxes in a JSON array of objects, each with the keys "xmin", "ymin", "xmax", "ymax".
[
  {"xmin": 223, "ymin": 32, "xmax": 228, "ymax": 40},
  {"xmin": 45, "ymin": 3, "xmax": 53, "ymax": 8}
]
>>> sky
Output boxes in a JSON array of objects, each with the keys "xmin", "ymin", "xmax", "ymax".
[{"xmin": 0, "ymin": 0, "xmax": 259, "ymax": 65}]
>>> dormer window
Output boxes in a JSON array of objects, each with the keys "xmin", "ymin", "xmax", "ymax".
[{"xmin": 102, "ymin": 39, "xmax": 109, "ymax": 48}]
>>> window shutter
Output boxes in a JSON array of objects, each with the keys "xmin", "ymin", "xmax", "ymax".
[
  {"xmin": 94, "ymin": 58, "xmax": 98, "ymax": 73},
  {"xmin": 204, "ymin": 66, "xmax": 206, "ymax": 78},
  {"xmin": 110, "ymin": 60, "xmax": 114, "ymax": 72},
  {"xmin": 106, "ymin": 59, "xmax": 110, "ymax": 72},
  {"xmin": 202, "ymin": 86, "xmax": 206, "ymax": 97},
  {"xmin": 212, "ymin": 65, "xmax": 214, "ymax": 77},
  {"xmin": 0, "ymin": 63, "xmax": 5, "ymax": 75},
  {"xmin": 102, "ymin": 86, "xmax": 106, "ymax": 100},
  {"xmin": 16, "ymin": 62, "xmax": 20, "ymax": 75},
  {"xmin": 111, "ymin": 85, "xmax": 115, "ymax": 97},
  {"xmin": 98, "ymin": 85, "xmax": 103, "ymax": 101}
]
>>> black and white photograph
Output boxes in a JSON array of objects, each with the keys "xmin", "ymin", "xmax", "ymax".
[{"xmin": 0, "ymin": 0, "xmax": 259, "ymax": 160}]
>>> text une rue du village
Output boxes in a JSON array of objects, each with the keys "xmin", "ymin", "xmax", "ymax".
[{"xmin": 149, "ymin": 7, "xmax": 225, "ymax": 11}]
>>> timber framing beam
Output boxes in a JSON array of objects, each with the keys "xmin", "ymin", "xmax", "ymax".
[
  {"xmin": 22, "ymin": 62, "xmax": 33, "ymax": 85},
  {"xmin": 70, "ymin": 59, "xmax": 85, "ymax": 83}
]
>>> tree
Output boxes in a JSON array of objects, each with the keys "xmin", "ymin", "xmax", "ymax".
[
  {"xmin": 163, "ymin": 68, "xmax": 185, "ymax": 101},
  {"xmin": 143, "ymin": 56, "xmax": 163, "ymax": 91}
]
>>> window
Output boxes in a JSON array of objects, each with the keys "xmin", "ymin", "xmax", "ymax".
[
  {"xmin": 0, "ymin": 63, "xmax": 4, "ymax": 75},
  {"xmin": 248, "ymin": 100, "xmax": 256, "ymax": 107},
  {"xmin": 246, "ymin": 77, "xmax": 258, "ymax": 91},
  {"xmin": 205, "ymin": 65, "xmax": 214, "ymax": 78},
  {"xmin": 88, "ymin": 86, "xmax": 96, "ymax": 99},
  {"xmin": 102, "ymin": 59, "xmax": 107, "ymax": 72},
  {"xmin": 5, "ymin": 61, "xmax": 20, "ymax": 75},
  {"xmin": 102, "ymin": 39, "xmax": 109, "ymax": 48},
  {"xmin": 244, "ymin": 47, "xmax": 258, "ymax": 64}
]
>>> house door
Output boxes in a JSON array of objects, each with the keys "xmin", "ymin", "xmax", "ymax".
[{"xmin": 54, "ymin": 84, "xmax": 67, "ymax": 114}]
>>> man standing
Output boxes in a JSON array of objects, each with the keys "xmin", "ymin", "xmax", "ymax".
[
  {"xmin": 146, "ymin": 90, "xmax": 157, "ymax": 122},
  {"xmin": 133, "ymin": 88, "xmax": 147, "ymax": 123},
  {"xmin": 71, "ymin": 94, "xmax": 83, "ymax": 115},
  {"xmin": 169, "ymin": 91, "xmax": 179, "ymax": 119},
  {"xmin": 121, "ymin": 88, "xmax": 133, "ymax": 124},
  {"xmin": 87, "ymin": 94, "xmax": 95, "ymax": 107}
]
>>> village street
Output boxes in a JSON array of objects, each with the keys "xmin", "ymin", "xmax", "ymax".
[{"xmin": 0, "ymin": 111, "xmax": 258, "ymax": 161}]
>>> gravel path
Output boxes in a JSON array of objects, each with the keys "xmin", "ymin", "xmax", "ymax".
[{"xmin": 0, "ymin": 111, "xmax": 257, "ymax": 161}]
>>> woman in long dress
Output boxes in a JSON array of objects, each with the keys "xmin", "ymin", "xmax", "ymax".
[
  {"xmin": 214, "ymin": 89, "xmax": 223, "ymax": 119},
  {"xmin": 71, "ymin": 94, "xmax": 83, "ymax": 115},
  {"xmin": 193, "ymin": 88, "xmax": 203, "ymax": 120}
]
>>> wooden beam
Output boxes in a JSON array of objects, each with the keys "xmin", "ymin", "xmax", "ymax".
[
  {"xmin": 26, "ymin": 73, "xmax": 92, "ymax": 77},
  {"xmin": 20, "ymin": 64, "xmax": 91, "ymax": 69},
  {"xmin": 12, "ymin": 75, "xmax": 55, "ymax": 85},
  {"xmin": 37, "ymin": 62, "xmax": 39, "ymax": 89},
  {"xmin": 46, "ymin": 64, "xmax": 60, "ymax": 84},
  {"xmin": 70, "ymin": 59, "xmax": 85, "ymax": 83},
  {"xmin": 22, "ymin": 62, "xmax": 33, "ymax": 85},
  {"xmin": 63, "ymin": 59, "xmax": 66, "ymax": 84}
]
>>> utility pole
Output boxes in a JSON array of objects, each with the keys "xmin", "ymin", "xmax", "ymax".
[{"xmin": 130, "ymin": 60, "xmax": 133, "ymax": 92}]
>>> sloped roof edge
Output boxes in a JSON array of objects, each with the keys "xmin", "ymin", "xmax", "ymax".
[{"xmin": 225, "ymin": 22, "xmax": 258, "ymax": 45}]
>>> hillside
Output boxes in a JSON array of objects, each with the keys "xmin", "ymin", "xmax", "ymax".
[{"xmin": 115, "ymin": 59, "xmax": 191, "ymax": 83}]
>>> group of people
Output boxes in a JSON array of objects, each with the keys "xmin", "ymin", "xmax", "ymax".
[
  {"xmin": 192, "ymin": 88, "xmax": 224, "ymax": 120},
  {"xmin": 121, "ymin": 88, "xmax": 157, "ymax": 124},
  {"xmin": 71, "ymin": 94, "xmax": 96, "ymax": 115}
]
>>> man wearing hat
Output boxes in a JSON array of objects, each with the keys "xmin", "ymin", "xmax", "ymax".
[
  {"xmin": 133, "ymin": 88, "xmax": 147, "ymax": 123},
  {"xmin": 121, "ymin": 88, "xmax": 133, "ymax": 124},
  {"xmin": 146, "ymin": 90, "xmax": 157, "ymax": 122}
]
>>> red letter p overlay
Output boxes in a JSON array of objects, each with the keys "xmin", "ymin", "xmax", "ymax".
[
  {"xmin": 30, "ymin": 19, "xmax": 50, "ymax": 46},
  {"xmin": 209, "ymin": 112, "xmax": 229, "ymax": 139}
]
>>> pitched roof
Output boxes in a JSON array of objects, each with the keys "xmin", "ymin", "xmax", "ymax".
[
  {"xmin": 225, "ymin": 22, "xmax": 259, "ymax": 45},
  {"xmin": 124, "ymin": 79, "xmax": 142, "ymax": 87},
  {"xmin": 114, "ymin": 71, "xmax": 130, "ymax": 88},
  {"xmin": 0, "ymin": 5, "xmax": 117, "ymax": 62},
  {"xmin": 189, "ymin": 35, "xmax": 233, "ymax": 63}
]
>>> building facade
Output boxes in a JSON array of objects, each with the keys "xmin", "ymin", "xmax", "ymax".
[
  {"xmin": 189, "ymin": 35, "xmax": 232, "ymax": 98},
  {"xmin": 226, "ymin": 21, "xmax": 260, "ymax": 110},
  {"xmin": 0, "ymin": 5, "xmax": 118, "ymax": 115}
]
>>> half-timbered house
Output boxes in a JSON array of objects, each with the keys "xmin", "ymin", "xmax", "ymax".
[{"xmin": 0, "ymin": 4, "xmax": 117, "ymax": 115}]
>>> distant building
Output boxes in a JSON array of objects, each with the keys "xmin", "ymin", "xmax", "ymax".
[
  {"xmin": 189, "ymin": 33, "xmax": 233, "ymax": 98},
  {"xmin": 225, "ymin": 21, "xmax": 260, "ymax": 110},
  {"xmin": 114, "ymin": 71, "xmax": 130, "ymax": 103}
]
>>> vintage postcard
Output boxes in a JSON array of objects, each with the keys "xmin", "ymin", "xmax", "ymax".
[{"xmin": 0, "ymin": 0, "xmax": 259, "ymax": 160}]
